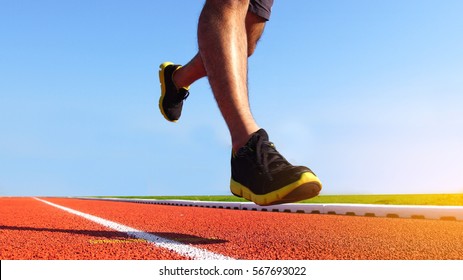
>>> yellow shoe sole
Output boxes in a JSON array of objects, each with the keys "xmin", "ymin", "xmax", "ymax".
[{"xmin": 230, "ymin": 172, "xmax": 322, "ymax": 206}]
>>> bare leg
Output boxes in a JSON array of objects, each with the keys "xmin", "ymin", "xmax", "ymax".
[
  {"xmin": 174, "ymin": 11, "xmax": 266, "ymax": 90},
  {"xmin": 172, "ymin": 53, "xmax": 206, "ymax": 89},
  {"xmin": 194, "ymin": 0, "xmax": 261, "ymax": 151}
]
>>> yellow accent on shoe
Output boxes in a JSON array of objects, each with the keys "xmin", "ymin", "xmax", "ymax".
[
  {"xmin": 230, "ymin": 172, "xmax": 322, "ymax": 206},
  {"xmin": 158, "ymin": 62, "xmax": 191, "ymax": 122},
  {"xmin": 158, "ymin": 62, "xmax": 177, "ymax": 122}
]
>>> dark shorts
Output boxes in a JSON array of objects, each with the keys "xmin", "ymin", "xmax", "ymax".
[{"xmin": 249, "ymin": 0, "xmax": 274, "ymax": 21}]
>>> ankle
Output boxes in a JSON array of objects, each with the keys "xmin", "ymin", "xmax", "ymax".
[
  {"xmin": 231, "ymin": 127, "xmax": 260, "ymax": 152},
  {"xmin": 172, "ymin": 67, "xmax": 191, "ymax": 91},
  {"xmin": 172, "ymin": 68, "xmax": 183, "ymax": 90}
]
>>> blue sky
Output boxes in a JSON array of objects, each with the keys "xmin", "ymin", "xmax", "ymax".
[{"xmin": 1, "ymin": 0, "xmax": 462, "ymax": 197}]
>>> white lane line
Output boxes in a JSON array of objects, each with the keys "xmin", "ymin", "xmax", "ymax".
[{"xmin": 33, "ymin": 197, "xmax": 234, "ymax": 260}]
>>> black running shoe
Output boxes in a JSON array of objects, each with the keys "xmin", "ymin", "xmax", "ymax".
[
  {"xmin": 158, "ymin": 62, "xmax": 190, "ymax": 122},
  {"xmin": 230, "ymin": 129, "xmax": 322, "ymax": 206}
]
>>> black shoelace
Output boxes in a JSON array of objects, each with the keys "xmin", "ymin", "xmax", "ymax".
[
  {"xmin": 255, "ymin": 137, "xmax": 290, "ymax": 181},
  {"xmin": 173, "ymin": 88, "xmax": 189, "ymax": 104}
]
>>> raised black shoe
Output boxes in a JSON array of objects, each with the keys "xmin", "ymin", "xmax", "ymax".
[
  {"xmin": 158, "ymin": 62, "xmax": 190, "ymax": 122},
  {"xmin": 230, "ymin": 129, "xmax": 322, "ymax": 206}
]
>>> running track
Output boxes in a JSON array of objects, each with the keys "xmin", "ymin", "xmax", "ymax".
[{"xmin": 1, "ymin": 197, "xmax": 462, "ymax": 260}]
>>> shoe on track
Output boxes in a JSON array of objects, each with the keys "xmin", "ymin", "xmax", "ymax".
[
  {"xmin": 230, "ymin": 129, "xmax": 322, "ymax": 206},
  {"xmin": 158, "ymin": 62, "xmax": 190, "ymax": 122}
]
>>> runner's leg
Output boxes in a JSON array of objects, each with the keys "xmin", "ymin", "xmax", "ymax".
[
  {"xmin": 197, "ymin": 0, "xmax": 259, "ymax": 151},
  {"xmin": 173, "ymin": 11, "xmax": 266, "ymax": 91}
]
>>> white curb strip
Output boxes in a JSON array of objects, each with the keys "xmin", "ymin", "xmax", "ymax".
[{"xmin": 76, "ymin": 197, "xmax": 463, "ymax": 221}]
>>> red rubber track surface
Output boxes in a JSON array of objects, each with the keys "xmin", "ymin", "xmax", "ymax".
[
  {"xmin": 0, "ymin": 198, "xmax": 185, "ymax": 259},
  {"xmin": 1, "ymin": 197, "xmax": 463, "ymax": 260}
]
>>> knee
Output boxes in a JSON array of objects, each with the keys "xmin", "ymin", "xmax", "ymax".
[
  {"xmin": 247, "ymin": 44, "xmax": 257, "ymax": 57},
  {"xmin": 246, "ymin": 27, "xmax": 263, "ymax": 56},
  {"xmin": 245, "ymin": 12, "xmax": 266, "ymax": 57}
]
